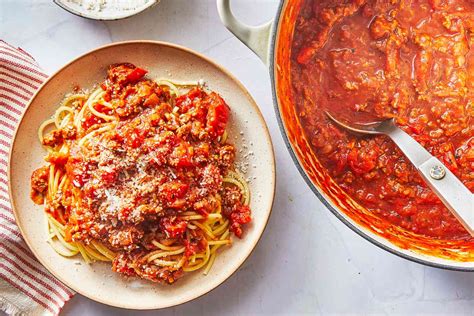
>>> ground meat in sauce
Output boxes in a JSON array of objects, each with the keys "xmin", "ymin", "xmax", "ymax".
[
  {"xmin": 30, "ymin": 166, "xmax": 49, "ymax": 204},
  {"xmin": 31, "ymin": 64, "xmax": 252, "ymax": 283},
  {"xmin": 41, "ymin": 128, "xmax": 76, "ymax": 147},
  {"xmin": 222, "ymin": 186, "xmax": 251, "ymax": 238},
  {"xmin": 292, "ymin": 0, "xmax": 474, "ymax": 240}
]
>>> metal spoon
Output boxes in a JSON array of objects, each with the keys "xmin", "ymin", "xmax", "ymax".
[{"xmin": 325, "ymin": 112, "xmax": 474, "ymax": 236}]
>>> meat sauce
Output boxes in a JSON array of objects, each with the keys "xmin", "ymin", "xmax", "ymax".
[
  {"xmin": 31, "ymin": 64, "xmax": 251, "ymax": 283},
  {"xmin": 291, "ymin": 0, "xmax": 473, "ymax": 239}
]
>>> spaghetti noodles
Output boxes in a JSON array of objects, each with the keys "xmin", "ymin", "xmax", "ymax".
[{"xmin": 30, "ymin": 63, "xmax": 252, "ymax": 284}]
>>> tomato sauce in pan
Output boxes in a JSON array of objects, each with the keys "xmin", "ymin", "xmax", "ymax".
[{"xmin": 291, "ymin": 0, "xmax": 474, "ymax": 240}]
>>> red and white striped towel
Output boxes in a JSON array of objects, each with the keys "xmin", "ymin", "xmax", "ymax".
[{"xmin": 0, "ymin": 40, "xmax": 74, "ymax": 316}]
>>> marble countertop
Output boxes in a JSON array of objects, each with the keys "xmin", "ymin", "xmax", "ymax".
[{"xmin": 1, "ymin": 0, "xmax": 474, "ymax": 315}]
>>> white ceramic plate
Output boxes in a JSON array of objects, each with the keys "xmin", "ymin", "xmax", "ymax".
[{"xmin": 9, "ymin": 41, "xmax": 275, "ymax": 309}]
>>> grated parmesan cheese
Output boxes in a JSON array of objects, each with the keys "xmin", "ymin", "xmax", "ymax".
[{"xmin": 66, "ymin": 0, "xmax": 151, "ymax": 12}]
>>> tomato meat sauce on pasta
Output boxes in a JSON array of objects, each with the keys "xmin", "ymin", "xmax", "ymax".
[
  {"xmin": 292, "ymin": 0, "xmax": 473, "ymax": 240},
  {"xmin": 30, "ymin": 64, "xmax": 252, "ymax": 284}
]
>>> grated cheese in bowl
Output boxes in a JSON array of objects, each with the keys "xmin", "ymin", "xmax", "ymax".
[{"xmin": 54, "ymin": 0, "xmax": 159, "ymax": 20}]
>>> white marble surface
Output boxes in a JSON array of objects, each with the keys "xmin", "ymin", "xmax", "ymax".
[{"xmin": 1, "ymin": 0, "xmax": 474, "ymax": 315}]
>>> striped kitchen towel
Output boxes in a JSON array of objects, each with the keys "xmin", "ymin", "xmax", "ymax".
[{"xmin": 0, "ymin": 40, "xmax": 74, "ymax": 316}]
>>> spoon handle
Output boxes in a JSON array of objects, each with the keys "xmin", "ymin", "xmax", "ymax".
[
  {"xmin": 386, "ymin": 126, "xmax": 474, "ymax": 236},
  {"xmin": 418, "ymin": 157, "xmax": 474, "ymax": 235}
]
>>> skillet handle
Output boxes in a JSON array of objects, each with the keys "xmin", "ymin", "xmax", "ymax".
[{"xmin": 216, "ymin": 0, "xmax": 273, "ymax": 65}]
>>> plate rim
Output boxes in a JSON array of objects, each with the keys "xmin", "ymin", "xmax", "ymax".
[{"xmin": 8, "ymin": 40, "xmax": 276, "ymax": 309}]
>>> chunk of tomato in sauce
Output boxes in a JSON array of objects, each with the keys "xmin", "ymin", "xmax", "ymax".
[
  {"xmin": 175, "ymin": 88, "xmax": 206, "ymax": 112},
  {"xmin": 82, "ymin": 113, "xmax": 105, "ymax": 130},
  {"xmin": 101, "ymin": 169, "xmax": 117, "ymax": 185},
  {"xmin": 161, "ymin": 217, "xmax": 187, "ymax": 238},
  {"xmin": 94, "ymin": 103, "xmax": 113, "ymax": 115},
  {"xmin": 126, "ymin": 67, "xmax": 148, "ymax": 83},
  {"xmin": 126, "ymin": 128, "xmax": 148, "ymax": 149},
  {"xmin": 229, "ymin": 205, "xmax": 251, "ymax": 238},
  {"xmin": 161, "ymin": 181, "xmax": 189, "ymax": 202},
  {"xmin": 206, "ymin": 93, "xmax": 229, "ymax": 137},
  {"xmin": 170, "ymin": 142, "xmax": 194, "ymax": 167},
  {"xmin": 107, "ymin": 64, "xmax": 148, "ymax": 86}
]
